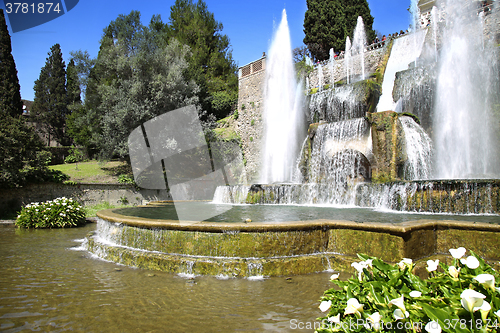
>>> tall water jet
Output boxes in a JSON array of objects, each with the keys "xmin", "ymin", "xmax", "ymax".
[
  {"xmin": 433, "ymin": 0, "xmax": 500, "ymax": 179},
  {"xmin": 352, "ymin": 16, "xmax": 366, "ymax": 80},
  {"xmin": 329, "ymin": 48, "xmax": 335, "ymax": 87},
  {"xmin": 260, "ymin": 9, "xmax": 306, "ymax": 183},
  {"xmin": 431, "ymin": 6, "xmax": 438, "ymax": 61},
  {"xmin": 345, "ymin": 37, "xmax": 351, "ymax": 84},
  {"xmin": 317, "ymin": 63, "xmax": 323, "ymax": 92}
]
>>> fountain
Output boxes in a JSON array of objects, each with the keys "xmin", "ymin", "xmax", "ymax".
[
  {"xmin": 352, "ymin": 16, "xmax": 367, "ymax": 80},
  {"xmin": 87, "ymin": 2, "xmax": 500, "ymax": 278},
  {"xmin": 260, "ymin": 9, "xmax": 306, "ymax": 184}
]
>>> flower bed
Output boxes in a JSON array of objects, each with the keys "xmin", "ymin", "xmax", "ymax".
[
  {"xmin": 16, "ymin": 197, "xmax": 86, "ymax": 228},
  {"xmin": 317, "ymin": 248, "xmax": 500, "ymax": 332}
]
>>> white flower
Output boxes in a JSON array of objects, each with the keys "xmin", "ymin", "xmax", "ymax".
[
  {"xmin": 393, "ymin": 309, "xmax": 409, "ymax": 320},
  {"xmin": 448, "ymin": 266, "xmax": 460, "ymax": 278},
  {"xmin": 344, "ymin": 298, "xmax": 364, "ymax": 317},
  {"xmin": 388, "ymin": 296, "xmax": 406, "ymax": 312},
  {"xmin": 449, "ymin": 247, "xmax": 466, "ymax": 259},
  {"xmin": 409, "ymin": 290, "xmax": 422, "ymax": 298},
  {"xmin": 365, "ymin": 312, "xmax": 382, "ymax": 331},
  {"xmin": 474, "ymin": 274, "xmax": 496, "ymax": 291},
  {"xmin": 327, "ymin": 314, "xmax": 340, "ymax": 323},
  {"xmin": 425, "ymin": 321, "xmax": 442, "ymax": 333},
  {"xmin": 330, "ymin": 273, "xmax": 340, "ymax": 280},
  {"xmin": 398, "ymin": 258, "xmax": 413, "ymax": 269},
  {"xmin": 426, "ymin": 259, "xmax": 439, "ymax": 272},
  {"xmin": 495, "ymin": 309, "xmax": 500, "ymax": 318},
  {"xmin": 461, "ymin": 256, "xmax": 480, "ymax": 269},
  {"xmin": 319, "ymin": 300, "xmax": 332, "ymax": 312},
  {"xmin": 460, "ymin": 289, "xmax": 486, "ymax": 312},
  {"xmin": 478, "ymin": 301, "xmax": 491, "ymax": 321}
]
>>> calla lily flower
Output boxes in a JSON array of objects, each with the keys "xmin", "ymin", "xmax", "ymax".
[
  {"xmin": 461, "ymin": 256, "xmax": 480, "ymax": 269},
  {"xmin": 474, "ymin": 273, "xmax": 496, "ymax": 292},
  {"xmin": 477, "ymin": 300, "xmax": 491, "ymax": 321},
  {"xmin": 319, "ymin": 300, "xmax": 332, "ymax": 312},
  {"xmin": 448, "ymin": 266, "xmax": 460, "ymax": 278},
  {"xmin": 449, "ymin": 247, "xmax": 466, "ymax": 259},
  {"xmin": 460, "ymin": 289, "xmax": 486, "ymax": 312},
  {"xmin": 327, "ymin": 313, "xmax": 340, "ymax": 323},
  {"xmin": 330, "ymin": 273, "xmax": 340, "ymax": 280},
  {"xmin": 398, "ymin": 258, "xmax": 413, "ymax": 269},
  {"xmin": 365, "ymin": 312, "xmax": 382, "ymax": 331},
  {"xmin": 344, "ymin": 298, "xmax": 364, "ymax": 317},
  {"xmin": 388, "ymin": 296, "xmax": 406, "ymax": 312},
  {"xmin": 494, "ymin": 309, "xmax": 500, "ymax": 318},
  {"xmin": 425, "ymin": 321, "xmax": 442, "ymax": 333},
  {"xmin": 426, "ymin": 259, "xmax": 439, "ymax": 272},
  {"xmin": 409, "ymin": 290, "xmax": 422, "ymax": 298},
  {"xmin": 393, "ymin": 308, "xmax": 409, "ymax": 320}
]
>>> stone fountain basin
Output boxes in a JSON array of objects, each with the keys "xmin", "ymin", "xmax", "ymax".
[{"xmin": 85, "ymin": 202, "xmax": 500, "ymax": 277}]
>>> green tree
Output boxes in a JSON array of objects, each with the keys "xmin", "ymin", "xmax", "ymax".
[
  {"xmin": 95, "ymin": 11, "xmax": 199, "ymax": 159},
  {"xmin": 0, "ymin": 9, "xmax": 23, "ymax": 118},
  {"xmin": 66, "ymin": 59, "xmax": 81, "ymax": 105},
  {"xmin": 303, "ymin": 0, "xmax": 346, "ymax": 61},
  {"xmin": 0, "ymin": 117, "xmax": 53, "ymax": 188},
  {"xmin": 303, "ymin": 0, "xmax": 375, "ymax": 61},
  {"xmin": 342, "ymin": 0, "xmax": 375, "ymax": 45},
  {"xmin": 166, "ymin": 0, "xmax": 238, "ymax": 119},
  {"xmin": 32, "ymin": 44, "xmax": 70, "ymax": 146}
]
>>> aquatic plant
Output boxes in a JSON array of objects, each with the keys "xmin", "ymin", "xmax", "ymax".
[
  {"xmin": 16, "ymin": 197, "xmax": 86, "ymax": 228},
  {"xmin": 317, "ymin": 248, "xmax": 500, "ymax": 332}
]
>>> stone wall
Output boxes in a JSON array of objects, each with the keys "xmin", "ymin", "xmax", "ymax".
[
  {"xmin": 307, "ymin": 47, "xmax": 387, "ymax": 89},
  {"xmin": 236, "ymin": 57, "xmax": 266, "ymax": 182},
  {"xmin": 0, "ymin": 183, "xmax": 172, "ymax": 217}
]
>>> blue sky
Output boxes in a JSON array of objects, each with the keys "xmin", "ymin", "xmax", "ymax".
[{"xmin": 1, "ymin": 0, "xmax": 413, "ymax": 101}]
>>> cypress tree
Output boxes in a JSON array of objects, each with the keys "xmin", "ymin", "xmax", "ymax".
[
  {"xmin": 303, "ymin": 0, "xmax": 346, "ymax": 61},
  {"xmin": 303, "ymin": 0, "xmax": 376, "ymax": 61},
  {"xmin": 0, "ymin": 9, "xmax": 23, "ymax": 118},
  {"xmin": 66, "ymin": 59, "xmax": 81, "ymax": 105},
  {"xmin": 342, "ymin": 0, "xmax": 376, "ymax": 45},
  {"xmin": 32, "ymin": 44, "xmax": 69, "ymax": 146}
]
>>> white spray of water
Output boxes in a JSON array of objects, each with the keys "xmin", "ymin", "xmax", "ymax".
[
  {"xmin": 376, "ymin": 30, "xmax": 427, "ymax": 112},
  {"xmin": 433, "ymin": 0, "xmax": 499, "ymax": 179},
  {"xmin": 352, "ymin": 16, "xmax": 366, "ymax": 80},
  {"xmin": 329, "ymin": 48, "xmax": 335, "ymax": 87},
  {"xmin": 431, "ymin": 6, "xmax": 439, "ymax": 61},
  {"xmin": 345, "ymin": 37, "xmax": 351, "ymax": 84},
  {"xmin": 318, "ymin": 63, "xmax": 323, "ymax": 92},
  {"xmin": 260, "ymin": 9, "xmax": 306, "ymax": 183},
  {"xmin": 400, "ymin": 116, "xmax": 433, "ymax": 180}
]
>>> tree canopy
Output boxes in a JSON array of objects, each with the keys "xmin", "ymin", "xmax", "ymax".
[
  {"xmin": 32, "ymin": 44, "xmax": 70, "ymax": 146},
  {"xmin": 0, "ymin": 9, "xmax": 23, "ymax": 118},
  {"xmin": 303, "ymin": 0, "xmax": 375, "ymax": 61},
  {"xmin": 166, "ymin": 0, "xmax": 238, "ymax": 119}
]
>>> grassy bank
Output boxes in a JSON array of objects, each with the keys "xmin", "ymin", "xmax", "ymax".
[{"xmin": 49, "ymin": 160, "xmax": 132, "ymax": 184}]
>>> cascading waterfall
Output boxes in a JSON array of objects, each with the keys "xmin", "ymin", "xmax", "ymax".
[
  {"xmin": 377, "ymin": 29, "xmax": 427, "ymax": 112},
  {"xmin": 260, "ymin": 9, "xmax": 306, "ymax": 183},
  {"xmin": 433, "ymin": 0, "xmax": 500, "ymax": 179},
  {"xmin": 345, "ymin": 37, "xmax": 351, "ymax": 84},
  {"xmin": 400, "ymin": 116, "xmax": 433, "ymax": 180},
  {"xmin": 352, "ymin": 16, "xmax": 366, "ymax": 80},
  {"xmin": 306, "ymin": 118, "xmax": 372, "ymax": 205}
]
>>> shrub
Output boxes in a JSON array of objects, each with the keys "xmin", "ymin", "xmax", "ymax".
[
  {"xmin": 317, "ymin": 249, "xmax": 500, "ymax": 332},
  {"xmin": 118, "ymin": 174, "xmax": 135, "ymax": 185},
  {"xmin": 16, "ymin": 197, "xmax": 86, "ymax": 228}
]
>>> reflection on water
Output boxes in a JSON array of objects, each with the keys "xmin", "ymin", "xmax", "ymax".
[
  {"xmin": 114, "ymin": 202, "xmax": 500, "ymax": 224},
  {"xmin": 0, "ymin": 224, "xmax": 337, "ymax": 332}
]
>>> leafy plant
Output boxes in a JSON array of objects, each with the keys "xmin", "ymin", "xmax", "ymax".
[
  {"xmin": 118, "ymin": 174, "xmax": 135, "ymax": 185},
  {"xmin": 317, "ymin": 249, "xmax": 500, "ymax": 332},
  {"xmin": 64, "ymin": 145, "xmax": 85, "ymax": 164},
  {"xmin": 251, "ymin": 119, "xmax": 255, "ymax": 126},
  {"xmin": 16, "ymin": 197, "xmax": 86, "ymax": 228}
]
